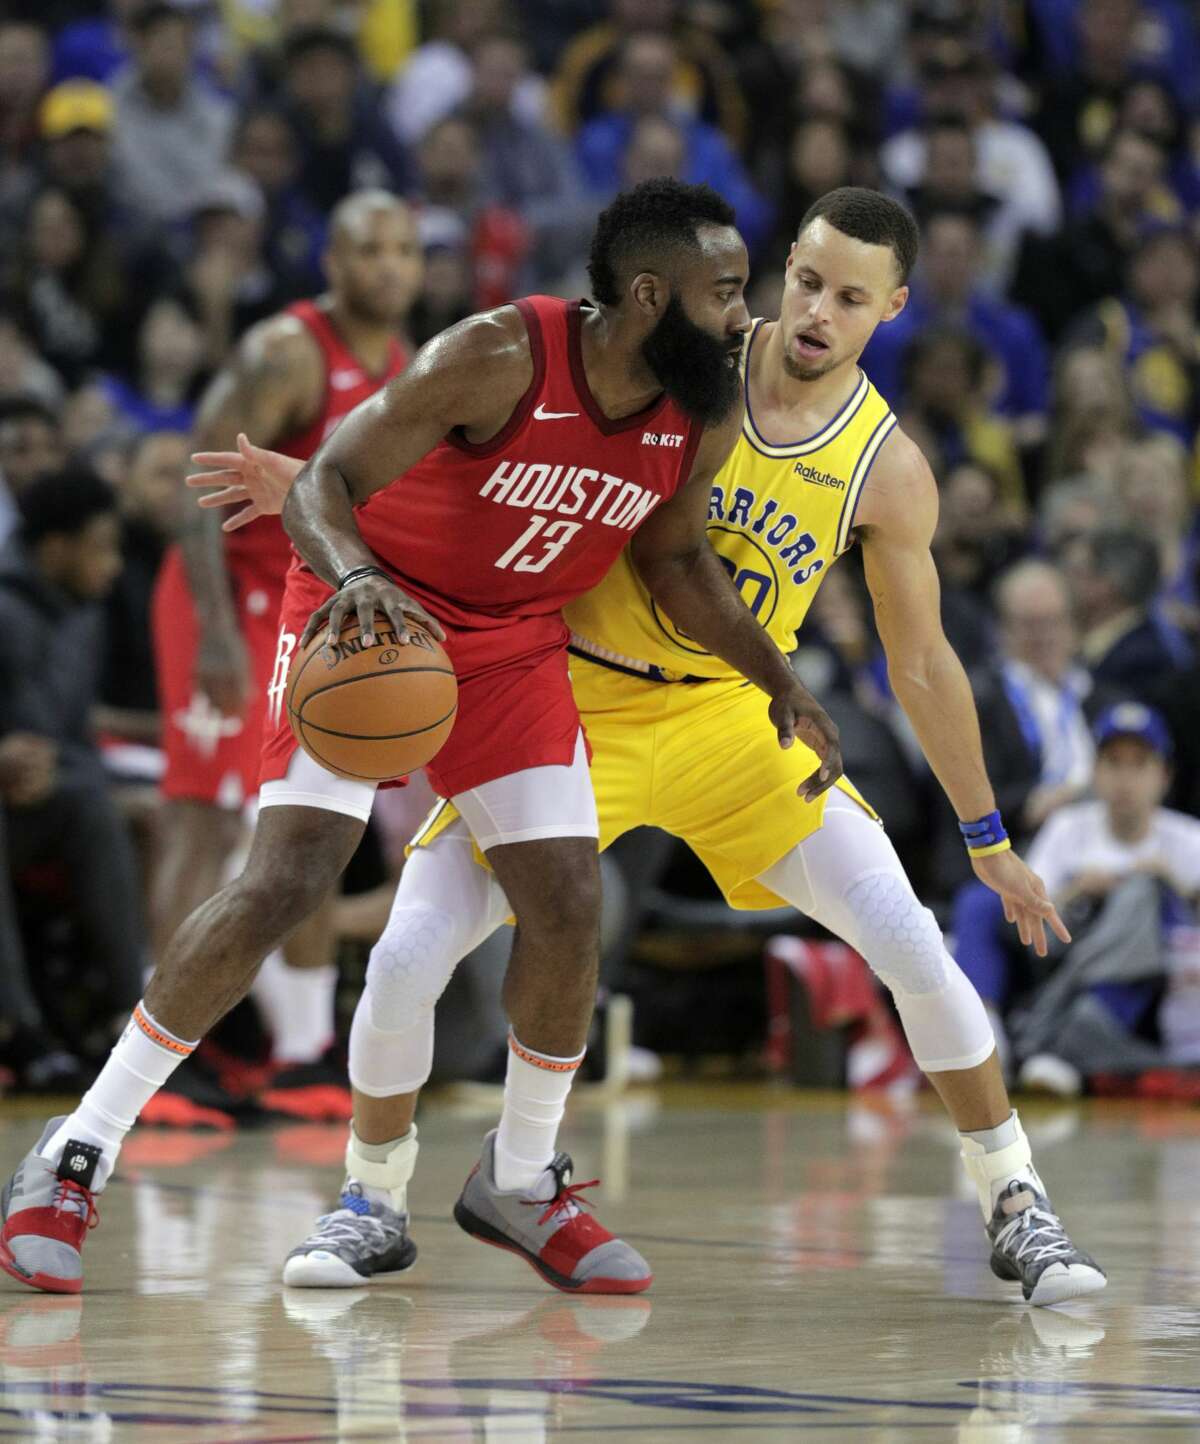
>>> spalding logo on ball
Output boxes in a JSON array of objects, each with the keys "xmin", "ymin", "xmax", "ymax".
[{"xmin": 287, "ymin": 619, "xmax": 457, "ymax": 781}]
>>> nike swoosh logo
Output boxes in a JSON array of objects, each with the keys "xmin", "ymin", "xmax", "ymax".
[
  {"xmin": 330, "ymin": 369, "xmax": 365, "ymax": 390},
  {"xmin": 533, "ymin": 403, "xmax": 579, "ymax": 420}
]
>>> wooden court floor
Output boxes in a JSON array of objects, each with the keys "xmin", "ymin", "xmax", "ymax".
[{"xmin": 0, "ymin": 1086, "xmax": 1196, "ymax": 1442}]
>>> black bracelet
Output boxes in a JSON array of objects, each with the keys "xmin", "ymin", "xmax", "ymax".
[{"xmin": 337, "ymin": 565, "xmax": 391, "ymax": 590}]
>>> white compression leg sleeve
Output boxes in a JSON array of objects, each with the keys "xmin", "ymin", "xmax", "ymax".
[
  {"xmin": 349, "ymin": 818, "xmax": 511, "ymax": 1097},
  {"xmin": 758, "ymin": 792, "xmax": 995, "ymax": 1074}
]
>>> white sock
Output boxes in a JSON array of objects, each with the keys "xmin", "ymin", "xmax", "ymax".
[
  {"xmin": 269, "ymin": 962, "xmax": 338, "ymax": 1065},
  {"xmin": 40, "ymin": 1003, "xmax": 198, "ymax": 1186},
  {"xmin": 493, "ymin": 1032, "xmax": 584, "ymax": 1196},
  {"xmin": 959, "ymin": 1110, "xmax": 1044, "ymax": 1219},
  {"xmin": 344, "ymin": 1125, "xmax": 419, "ymax": 1213}
]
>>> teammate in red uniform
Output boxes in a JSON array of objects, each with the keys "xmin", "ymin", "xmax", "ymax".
[
  {"xmin": 152, "ymin": 190, "xmax": 420, "ymax": 1106},
  {"xmin": 1, "ymin": 181, "xmax": 840, "ymax": 1297}
]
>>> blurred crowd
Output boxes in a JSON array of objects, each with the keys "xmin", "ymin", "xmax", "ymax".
[{"xmin": 1, "ymin": 0, "xmax": 1200, "ymax": 1099}]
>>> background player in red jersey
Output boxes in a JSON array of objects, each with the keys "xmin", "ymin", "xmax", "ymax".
[
  {"xmin": 2, "ymin": 181, "xmax": 840, "ymax": 1298},
  {"xmin": 152, "ymin": 190, "xmax": 420, "ymax": 1104}
]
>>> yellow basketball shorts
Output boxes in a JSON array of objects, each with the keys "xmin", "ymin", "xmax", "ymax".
[{"xmin": 416, "ymin": 654, "xmax": 877, "ymax": 911}]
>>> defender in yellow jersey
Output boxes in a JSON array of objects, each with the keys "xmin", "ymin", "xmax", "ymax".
[
  {"xmin": 201, "ymin": 189, "xmax": 1104, "ymax": 1307},
  {"xmin": 562, "ymin": 317, "xmax": 896, "ymax": 905}
]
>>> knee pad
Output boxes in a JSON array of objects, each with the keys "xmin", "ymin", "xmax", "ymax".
[
  {"xmin": 846, "ymin": 871, "xmax": 995, "ymax": 1073},
  {"xmin": 365, "ymin": 903, "xmax": 461, "ymax": 1032},
  {"xmin": 844, "ymin": 871, "xmax": 949, "ymax": 996}
]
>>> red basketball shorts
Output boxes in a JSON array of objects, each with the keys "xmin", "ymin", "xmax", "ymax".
[
  {"xmin": 153, "ymin": 545, "xmax": 287, "ymax": 809},
  {"xmin": 258, "ymin": 565, "xmax": 587, "ymax": 800}
]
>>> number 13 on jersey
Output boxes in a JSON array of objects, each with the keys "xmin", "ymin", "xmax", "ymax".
[{"xmin": 495, "ymin": 516, "xmax": 582, "ymax": 573}]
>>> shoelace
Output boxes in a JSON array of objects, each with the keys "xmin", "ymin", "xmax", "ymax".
[
  {"xmin": 53, "ymin": 1178, "xmax": 99, "ymax": 1230},
  {"xmin": 526, "ymin": 1178, "xmax": 600, "ymax": 1228},
  {"xmin": 308, "ymin": 1207, "xmax": 397, "ymax": 1258},
  {"xmin": 994, "ymin": 1203, "xmax": 1078, "ymax": 1267}
]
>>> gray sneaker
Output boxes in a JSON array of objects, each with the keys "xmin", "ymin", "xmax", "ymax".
[
  {"xmin": 0, "ymin": 1118, "xmax": 103, "ymax": 1295},
  {"xmin": 453, "ymin": 1130, "xmax": 652, "ymax": 1294},
  {"xmin": 282, "ymin": 1184, "xmax": 417, "ymax": 1288},
  {"xmin": 987, "ymin": 1179, "xmax": 1106, "ymax": 1306}
]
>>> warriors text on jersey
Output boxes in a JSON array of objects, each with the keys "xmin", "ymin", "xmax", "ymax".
[
  {"xmin": 565, "ymin": 317, "xmax": 897, "ymax": 678},
  {"xmin": 261, "ymin": 295, "xmax": 704, "ymax": 798}
]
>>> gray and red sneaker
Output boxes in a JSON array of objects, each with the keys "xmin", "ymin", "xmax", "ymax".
[
  {"xmin": 0, "ymin": 1119, "xmax": 103, "ymax": 1295},
  {"xmin": 453, "ymin": 1130, "xmax": 652, "ymax": 1295}
]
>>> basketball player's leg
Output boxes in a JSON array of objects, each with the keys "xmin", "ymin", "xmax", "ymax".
[
  {"xmin": 0, "ymin": 753, "xmax": 376, "ymax": 1295},
  {"xmin": 151, "ymin": 800, "xmax": 244, "ymax": 963},
  {"xmin": 287, "ymin": 736, "xmax": 651, "ymax": 1293},
  {"xmin": 756, "ymin": 791, "xmax": 1105, "ymax": 1305}
]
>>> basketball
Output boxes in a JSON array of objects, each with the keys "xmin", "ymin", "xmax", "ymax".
[{"xmin": 286, "ymin": 617, "xmax": 457, "ymax": 782}]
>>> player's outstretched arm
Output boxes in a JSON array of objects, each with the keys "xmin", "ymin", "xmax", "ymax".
[
  {"xmin": 629, "ymin": 411, "xmax": 842, "ymax": 800},
  {"xmin": 282, "ymin": 308, "xmax": 534, "ymax": 647},
  {"xmin": 856, "ymin": 429, "xmax": 1070, "ymax": 956}
]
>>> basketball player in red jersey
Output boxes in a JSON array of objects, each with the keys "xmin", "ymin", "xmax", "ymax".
[
  {"xmin": 151, "ymin": 190, "xmax": 420, "ymax": 1112},
  {"xmin": 2, "ymin": 181, "xmax": 840, "ymax": 1297}
]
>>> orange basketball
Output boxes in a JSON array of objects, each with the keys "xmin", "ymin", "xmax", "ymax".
[{"xmin": 286, "ymin": 617, "xmax": 457, "ymax": 782}]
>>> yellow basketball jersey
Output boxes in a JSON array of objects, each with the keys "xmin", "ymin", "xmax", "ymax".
[{"xmin": 564, "ymin": 319, "xmax": 898, "ymax": 680}]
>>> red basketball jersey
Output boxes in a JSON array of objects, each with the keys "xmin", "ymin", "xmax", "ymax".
[
  {"xmin": 224, "ymin": 299, "xmax": 409, "ymax": 581},
  {"xmin": 351, "ymin": 296, "xmax": 703, "ymax": 631}
]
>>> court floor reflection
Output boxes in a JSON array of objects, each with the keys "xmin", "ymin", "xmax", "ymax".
[{"xmin": 0, "ymin": 1088, "xmax": 1196, "ymax": 1441}]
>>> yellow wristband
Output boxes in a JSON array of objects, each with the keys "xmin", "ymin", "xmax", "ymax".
[{"xmin": 967, "ymin": 838, "xmax": 1013, "ymax": 859}]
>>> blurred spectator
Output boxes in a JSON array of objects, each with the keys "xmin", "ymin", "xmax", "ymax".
[
  {"xmin": 1117, "ymin": 432, "xmax": 1197, "ymax": 623},
  {"xmin": 406, "ymin": 242, "xmax": 473, "ymax": 348},
  {"xmin": 230, "ymin": 105, "xmax": 325, "ymax": 295},
  {"xmin": 111, "ymin": 2, "xmax": 235, "ymax": 227},
  {"xmin": 933, "ymin": 557, "xmax": 1102, "ymax": 894},
  {"xmin": 1038, "ymin": 475, "xmax": 1120, "ymax": 554},
  {"xmin": 551, "ymin": 0, "xmax": 747, "ymax": 149},
  {"xmin": 622, "ymin": 115, "xmax": 687, "ymax": 188},
  {"xmin": 387, "ymin": 0, "xmax": 542, "ymax": 146},
  {"xmin": 863, "ymin": 207, "xmax": 1050, "ymax": 443},
  {"xmin": 1041, "ymin": 344, "xmax": 1137, "ymax": 494},
  {"xmin": 879, "ymin": 41, "xmax": 1061, "ymax": 288},
  {"xmin": 0, "ymin": 772, "xmax": 86, "ymax": 1089},
  {"xmin": 51, "ymin": 0, "xmax": 148, "ymax": 85},
  {"xmin": 0, "ymin": 312, "xmax": 65, "ymax": 410},
  {"xmin": 1068, "ymin": 224, "xmax": 1200, "ymax": 445},
  {"xmin": 1023, "ymin": 0, "xmax": 1199, "ymax": 130},
  {"xmin": 0, "ymin": 469, "xmax": 145, "ymax": 1042},
  {"xmin": 777, "ymin": 117, "xmax": 855, "ymax": 242},
  {"xmin": 1035, "ymin": 0, "xmax": 1158, "ymax": 182},
  {"xmin": 0, "ymin": 20, "xmax": 50, "ymax": 205},
  {"xmin": 978, "ymin": 560, "xmax": 1101, "ymax": 835},
  {"xmin": 933, "ymin": 459, "xmax": 1027, "ymax": 601},
  {"xmin": 904, "ymin": 114, "xmax": 998, "ymax": 229},
  {"xmin": 899, "ymin": 327, "xmax": 1025, "ymax": 514},
  {"xmin": 186, "ymin": 170, "xmax": 291, "ymax": 364},
  {"xmin": 412, "ymin": 116, "xmax": 530, "ymax": 309},
  {"xmin": 281, "ymin": 26, "xmax": 412, "ymax": 214},
  {"xmin": 37, "ymin": 81, "xmax": 120, "ymax": 235},
  {"xmin": 1014, "ymin": 128, "xmax": 1173, "ymax": 344},
  {"xmin": 14, "ymin": 185, "xmax": 129, "ymax": 385},
  {"xmin": 574, "ymin": 31, "xmax": 772, "ymax": 256},
  {"xmin": 954, "ymin": 702, "xmax": 1200, "ymax": 1089},
  {"xmin": 99, "ymin": 294, "xmax": 206, "ymax": 434},
  {"xmin": 1063, "ymin": 526, "xmax": 1192, "ymax": 699},
  {"xmin": 461, "ymin": 33, "xmax": 594, "ymax": 285},
  {"xmin": 0, "ymin": 398, "xmax": 66, "ymax": 546}
]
